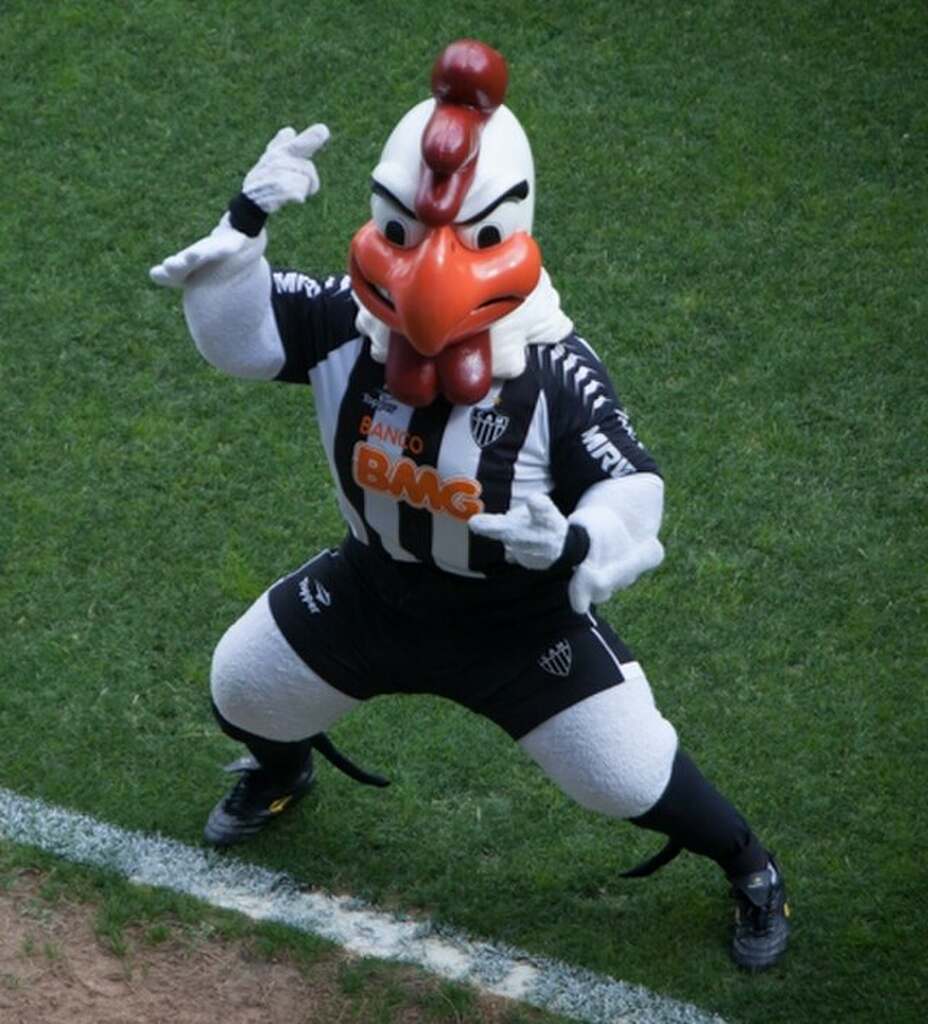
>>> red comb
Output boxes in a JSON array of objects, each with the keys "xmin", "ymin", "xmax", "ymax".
[{"xmin": 415, "ymin": 40, "xmax": 508, "ymax": 226}]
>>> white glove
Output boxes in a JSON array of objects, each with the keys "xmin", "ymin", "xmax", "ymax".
[
  {"xmin": 149, "ymin": 122, "xmax": 329, "ymax": 290},
  {"xmin": 469, "ymin": 476, "xmax": 665, "ymax": 615},
  {"xmin": 149, "ymin": 215, "xmax": 259, "ymax": 289},
  {"xmin": 566, "ymin": 504, "xmax": 664, "ymax": 614},
  {"xmin": 242, "ymin": 123, "xmax": 330, "ymax": 213},
  {"xmin": 469, "ymin": 493, "xmax": 568, "ymax": 570}
]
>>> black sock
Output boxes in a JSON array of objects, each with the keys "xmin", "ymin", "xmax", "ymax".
[
  {"xmin": 211, "ymin": 701, "xmax": 313, "ymax": 783},
  {"xmin": 630, "ymin": 749, "xmax": 768, "ymax": 878}
]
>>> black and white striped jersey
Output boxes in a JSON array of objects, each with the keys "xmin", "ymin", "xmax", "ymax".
[{"xmin": 270, "ymin": 269, "xmax": 660, "ymax": 578}]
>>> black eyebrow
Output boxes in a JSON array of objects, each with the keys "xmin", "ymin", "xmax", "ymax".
[
  {"xmin": 370, "ymin": 181, "xmax": 418, "ymax": 220},
  {"xmin": 460, "ymin": 180, "xmax": 530, "ymax": 225}
]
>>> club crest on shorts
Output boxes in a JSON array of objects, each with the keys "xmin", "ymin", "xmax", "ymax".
[
  {"xmin": 470, "ymin": 406, "xmax": 510, "ymax": 449},
  {"xmin": 538, "ymin": 639, "xmax": 572, "ymax": 677}
]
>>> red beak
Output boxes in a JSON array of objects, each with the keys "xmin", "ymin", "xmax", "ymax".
[{"xmin": 350, "ymin": 221, "xmax": 541, "ymax": 356}]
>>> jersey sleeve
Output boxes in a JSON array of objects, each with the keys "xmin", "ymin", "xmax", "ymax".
[
  {"xmin": 269, "ymin": 270, "xmax": 361, "ymax": 384},
  {"xmin": 539, "ymin": 335, "xmax": 662, "ymax": 513}
]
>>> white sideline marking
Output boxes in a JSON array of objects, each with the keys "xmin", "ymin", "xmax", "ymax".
[{"xmin": 0, "ymin": 788, "xmax": 727, "ymax": 1024}]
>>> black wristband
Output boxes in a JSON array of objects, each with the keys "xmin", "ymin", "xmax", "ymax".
[
  {"xmin": 228, "ymin": 191, "xmax": 268, "ymax": 237},
  {"xmin": 553, "ymin": 523, "xmax": 591, "ymax": 571}
]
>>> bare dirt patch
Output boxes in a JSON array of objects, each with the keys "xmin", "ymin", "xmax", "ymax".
[{"xmin": 0, "ymin": 871, "xmax": 540, "ymax": 1024}]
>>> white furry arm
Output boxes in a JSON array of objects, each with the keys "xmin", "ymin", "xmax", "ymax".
[
  {"xmin": 149, "ymin": 122, "xmax": 331, "ymax": 379},
  {"xmin": 150, "ymin": 215, "xmax": 285, "ymax": 379},
  {"xmin": 567, "ymin": 473, "xmax": 665, "ymax": 614},
  {"xmin": 179, "ymin": 219, "xmax": 285, "ymax": 380}
]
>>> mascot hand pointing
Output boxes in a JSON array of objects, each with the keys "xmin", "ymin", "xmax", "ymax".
[
  {"xmin": 150, "ymin": 123, "xmax": 329, "ymax": 288},
  {"xmin": 241, "ymin": 123, "xmax": 330, "ymax": 213},
  {"xmin": 469, "ymin": 494, "xmax": 569, "ymax": 570},
  {"xmin": 470, "ymin": 492, "xmax": 664, "ymax": 614}
]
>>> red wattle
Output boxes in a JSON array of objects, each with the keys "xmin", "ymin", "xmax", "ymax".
[
  {"xmin": 386, "ymin": 332, "xmax": 439, "ymax": 407},
  {"xmin": 435, "ymin": 331, "xmax": 492, "ymax": 405},
  {"xmin": 385, "ymin": 332, "xmax": 493, "ymax": 407}
]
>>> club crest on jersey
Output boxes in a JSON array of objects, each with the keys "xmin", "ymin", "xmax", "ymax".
[
  {"xmin": 470, "ymin": 407, "xmax": 510, "ymax": 449},
  {"xmin": 538, "ymin": 640, "xmax": 572, "ymax": 677}
]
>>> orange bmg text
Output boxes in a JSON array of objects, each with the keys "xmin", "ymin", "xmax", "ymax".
[{"xmin": 351, "ymin": 442, "xmax": 484, "ymax": 521}]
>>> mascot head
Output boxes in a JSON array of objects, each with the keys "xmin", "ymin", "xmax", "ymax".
[{"xmin": 350, "ymin": 40, "xmax": 546, "ymax": 407}]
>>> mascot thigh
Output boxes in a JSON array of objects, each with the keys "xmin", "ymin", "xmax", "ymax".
[
  {"xmin": 210, "ymin": 589, "xmax": 359, "ymax": 743},
  {"xmin": 519, "ymin": 665, "xmax": 678, "ymax": 820}
]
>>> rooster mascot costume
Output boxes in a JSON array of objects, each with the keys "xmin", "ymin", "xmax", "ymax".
[{"xmin": 151, "ymin": 41, "xmax": 789, "ymax": 970}]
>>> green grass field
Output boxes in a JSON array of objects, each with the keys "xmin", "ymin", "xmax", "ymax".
[{"xmin": 2, "ymin": 1, "xmax": 926, "ymax": 1021}]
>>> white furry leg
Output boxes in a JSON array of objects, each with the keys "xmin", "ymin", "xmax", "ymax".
[
  {"xmin": 211, "ymin": 590, "xmax": 359, "ymax": 742},
  {"xmin": 518, "ymin": 662, "xmax": 678, "ymax": 819}
]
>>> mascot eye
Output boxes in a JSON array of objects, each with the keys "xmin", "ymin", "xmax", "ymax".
[
  {"xmin": 385, "ymin": 220, "xmax": 406, "ymax": 245},
  {"xmin": 456, "ymin": 200, "xmax": 525, "ymax": 251},
  {"xmin": 477, "ymin": 225, "xmax": 502, "ymax": 248},
  {"xmin": 371, "ymin": 192, "xmax": 426, "ymax": 249}
]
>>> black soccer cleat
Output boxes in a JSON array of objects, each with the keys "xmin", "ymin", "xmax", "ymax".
[
  {"xmin": 729, "ymin": 856, "xmax": 791, "ymax": 971},
  {"xmin": 204, "ymin": 754, "xmax": 316, "ymax": 848}
]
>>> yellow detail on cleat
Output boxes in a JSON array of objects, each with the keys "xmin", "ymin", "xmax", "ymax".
[
  {"xmin": 268, "ymin": 796, "xmax": 293, "ymax": 814},
  {"xmin": 784, "ymin": 902, "xmax": 792, "ymax": 918}
]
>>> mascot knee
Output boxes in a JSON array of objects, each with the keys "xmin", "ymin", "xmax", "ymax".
[
  {"xmin": 208, "ymin": 591, "xmax": 296, "ymax": 737},
  {"xmin": 209, "ymin": 613, "xmax": 261, "ymax": 729},
  {"xmin": 209, "ymin": 588, "xmax": 360, "ymax": 742},
  {"xmin": 520, "ymin": 667, "xmax": 678, "ymax": 820}
]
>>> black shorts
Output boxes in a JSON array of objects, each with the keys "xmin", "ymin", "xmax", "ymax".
[{"xmin": 268, "ymin": 537, "xmax": 635, "ymax": 740}]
